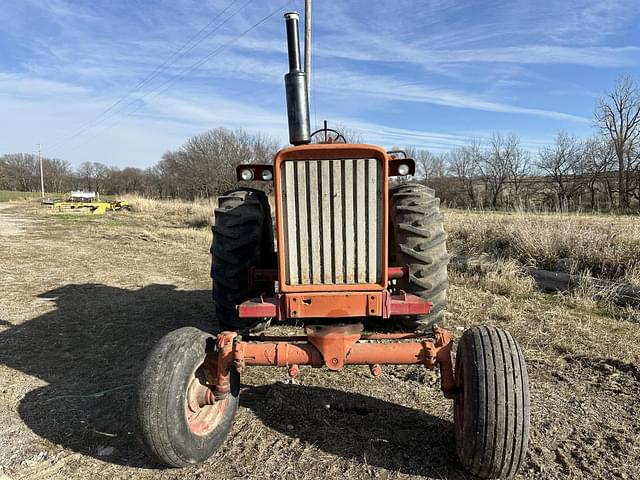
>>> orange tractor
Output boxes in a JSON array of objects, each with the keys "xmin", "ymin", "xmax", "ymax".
[{"xmin": 135, "ymin": 12, "xmax": 529, "ymax": 479}]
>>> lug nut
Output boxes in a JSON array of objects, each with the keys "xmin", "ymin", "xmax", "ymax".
[{"xmin": 288, "ymin": 364, "xmax": 300, "ymax": 378}]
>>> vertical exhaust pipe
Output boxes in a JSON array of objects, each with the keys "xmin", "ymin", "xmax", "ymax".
[{"xmin": 284, "ymin": 12, "xmax": 311, "ymax": 145}]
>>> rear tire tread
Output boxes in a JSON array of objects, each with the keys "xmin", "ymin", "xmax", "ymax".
[
  {"xmin": 389, "ymin": 183, "xmax": 449, "ymax": 329},
  {"xmin": 211, "ymin": 188, "xmax": 274, "ymax": 332}
]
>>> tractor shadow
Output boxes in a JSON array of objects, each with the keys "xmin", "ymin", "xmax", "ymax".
[
  {"xmin": 241, "ymin": 383, "xmax": 466, "ymax": 478},
  {"xmin": 1, "ymin": 283, "xmax": 463, "ymax": 476},
  {"xmin": 0, "ymin": 283, "xmax": 215, "ymax": 468}
]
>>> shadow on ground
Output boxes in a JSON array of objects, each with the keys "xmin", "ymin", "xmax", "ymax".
[
  {"xmin": 0, "ymin": 283, "xmax": 461, "ymax": 476},
  {"xmin": 0, "ymin": 284, "xmax": 214, "ymax": 468},
  {"xmin": 241, "ymin": 383, "xmax": 460, "ymax": 478}
]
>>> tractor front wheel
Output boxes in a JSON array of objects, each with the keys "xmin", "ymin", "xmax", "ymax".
[
  {"xmin": 454, "ymin": 326, "xmax": 530, "ymax": 478},
  {"xmin": 134, "ymin": 327, "xmax": 239, "ymax": 467}
]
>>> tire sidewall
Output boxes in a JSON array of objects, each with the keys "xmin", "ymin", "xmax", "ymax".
[
  {"xmin": 137, "ymin": 327, "xmax": 239, "ymax": 466},
  {"xmin": 166, "ymin": 338, "xmax": 239, "ymax": 464},
  {"xmin": 454, "ymin": 331, "xmax": 476, "ymax": 463}
]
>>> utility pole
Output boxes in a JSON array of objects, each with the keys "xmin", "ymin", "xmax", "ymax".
[
  {"xmin": 304, "ymin": 0, "xmax": 311, "ymax": 104},
  {"xmin": 37, "ymin": 143, "xmax": 45, "ymax": 199}
]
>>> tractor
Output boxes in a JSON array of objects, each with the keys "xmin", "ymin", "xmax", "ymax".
[{"xmin": 134, "ymin": 11, "xmax": 529, "ymax": 479}]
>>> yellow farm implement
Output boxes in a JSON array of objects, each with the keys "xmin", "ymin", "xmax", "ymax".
[{"xmin": 44, "ymin": 199, "xmax": 130, "ymax": 214}]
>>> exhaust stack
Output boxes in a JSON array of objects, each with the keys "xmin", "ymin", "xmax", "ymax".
[{"xmin": 284, "ymin": 12, "xmax": 311, "ymax": 145}]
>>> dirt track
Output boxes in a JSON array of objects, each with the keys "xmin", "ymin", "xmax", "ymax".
[{"xmin": 0, "ymin": 202, "xmax": 639, "ymax": 480}]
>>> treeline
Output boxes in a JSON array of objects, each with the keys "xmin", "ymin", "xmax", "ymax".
[
  {"xmin": 409, "ymin": 76, "xmax": 640, "ymax": 210},
  {"xmin": 418, "ymin": 130, "xmax": 638, "ymax": 210},
  {"xmin": 1, "ymin": 77, "xmax": 638, "ymax": 210},
  {"xmin": 0, "ymin": 129, "xmax": 278, "ymax": 200}
]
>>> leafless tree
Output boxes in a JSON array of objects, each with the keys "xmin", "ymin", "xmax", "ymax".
[
  {"xmin": 404, "ymin": 148, "xmax": 445, "ymax": 181},
  {"xmin": 1, "ymin": 154, "xmax": 37, "ymax": 191},
  {"xmin": 627, "ymin": 146, "xmax": 640, "ymax": 203},
  {"xmin": 43, "ymin": 158, "xmax": 73, "ymax": 193},
  {"xmin": 582, "ymin": 136, "xmax": 616, "ymax": 209},
  {"xmin": 448, "ymin": 141, "xmax": 481, "ymax": 207},
  {"xmin": 507, "ymin": 145, "xmax": 532, "ymax": 207},
  {"xmin": 474, "ymin": 133, "xmax": 521, "ymax": 208},
  {"xmin": 595, "ymin": 75, "xmax": 640, "ymax": 208},
  {"xmin": 77, "ymin": 162, "xmax": 110, "ymax": 193},
  {"xmin": 537, "ymin": 132, "xmax": 583, "ymax": 210},
  {"xmin": 157, "ymin": 128, "xmax": 279, "ymax": 199}
]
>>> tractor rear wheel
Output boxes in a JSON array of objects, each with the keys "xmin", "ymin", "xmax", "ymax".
[
  {"xmin": 389, "ymin": 183, "xmax": 448, "ymax": 330},
  {"xmin": 134, "ymin": 327, "xmax": 239, "ymax": 467},
  {"xmin": 211, "ymin": 188, "xmax": 275, "ymax": 332},
  {"xmin": 454, "ymin": 326, "xmax": 530, "ymax": 478}
]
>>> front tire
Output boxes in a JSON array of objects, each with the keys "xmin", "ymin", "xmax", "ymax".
[
  {"xmin": 454, "ymin": 326, "xmax": 530, "ymax": 478},
  {"xmin": 135, "ymin": 327, "xmax": 239, "ymax": 467}
]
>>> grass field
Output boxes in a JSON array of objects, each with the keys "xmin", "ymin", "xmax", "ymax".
[
  {"xmin": 0, "ymin": 190, "xmax": 48, "ymax": 202},
  {"xmin": 446, "ymin": 209, "xmax": 640, "ymax": 285},
  {"xmin": 0, "ymin": 198, "xmax": 638, "ymax": 480}
]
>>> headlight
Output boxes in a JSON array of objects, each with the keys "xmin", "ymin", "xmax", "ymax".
[
  {"xmin": 261, "ymin": 169, "xmax": 273, "ymax": 181},
  {"xmin": 240, "ymin": 168, "xmax": 254, "ymax": 181},
  {"xmin": 397, "ymin": 163, "xmax": 410, "ymax": 176}
]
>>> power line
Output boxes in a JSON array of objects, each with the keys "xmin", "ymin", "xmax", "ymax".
[
  {"xmin": 46, "ymin": 0, "xmax": 248, "ymax": 153},
  {"xmin": 51, "ymin": 0, "xmax": 293, "ymax": 157}
]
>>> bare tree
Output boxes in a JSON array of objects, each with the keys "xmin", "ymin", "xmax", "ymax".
[
  {"xmin": 1, "ymin": 154, "xmax": 37, "ymax": 191},
  {"xmin": 582, "ymin": 136, "xmax": 616, "ymax": 209},
  {"xmin": 595, "ymin": 76, "xmax": 640, "ymax": 208},
  {"xmin": 77, "ymin": 162, "xmax": 110, "ymax": 193},
  {"xmin": 415, "ymin": 149, "xmax": 446, "ymax": 181},
  {"xmin": 628, "ymin": 146, "xmax": 640, "ymax": 203},
  {"xmin": 448, "ymin": 141, "xmax": 481, "ymax": 207},
  {"xmin": 507, "ymin": 145, "xmax": 532, "ymax": 207},
  {"xmin": 43, "ymin": 158, "xmax": 73, "ymax": 193},
  {"xmin": 537, "ymin": 132, "xmax": 583, "ymax": 210},
  {"xmin": 157, "ymin": 128, "xmax": 279, "ymax": 199},
  {"xmin": 475, "ymin": 133, "xmax": 520, "ymax": 208}
]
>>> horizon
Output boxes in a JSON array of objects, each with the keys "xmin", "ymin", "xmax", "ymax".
[{"xmin": 1, "ymin": 0, "xmax": 639, "ymax": 168}]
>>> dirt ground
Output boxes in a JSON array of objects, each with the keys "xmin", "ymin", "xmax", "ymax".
[{"xmin": 0, "ymin": 201, "xmax": 639, "ymax": 480}]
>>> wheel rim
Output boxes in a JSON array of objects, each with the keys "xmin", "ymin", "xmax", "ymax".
[
  {"xmin": 184, "ymin": 364, "xmax": 227, "ymax": 436},
  {"xmin": 454, "ymin": 359, "xmax": 464, "ymax": 433}
]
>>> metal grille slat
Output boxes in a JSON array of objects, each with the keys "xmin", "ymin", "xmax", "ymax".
[
  {"xmin": 343, "ymin": 160, "xmax": 355, "ymax": 283},
  {"xmin": 283, "ymin": 161, "xmax": 298, "ymax": 284},
  {"xmin": 281, "ymin": 158, "xmax": 381, "ymax": 286},
  {"xmin": 295, "ymin": 162, "xmax": 310, "ymax": 284},
  {"xmin": 308, "ymin": 161, "xmax": 322, "ymax": 283},
  {"xmin": 320, "ymin": 161, "xmax": 332, "ymax": 283},
  {"xmin": 366, "ymin": 159, "xmax": 379, "ymax": 283},
  {"xmin": 355, "ymin": 159, "xmax": 367, "ymax": 282},
  {"xmin": 331, "ymin": 160, "xmax": 344, "ymax": 283}
]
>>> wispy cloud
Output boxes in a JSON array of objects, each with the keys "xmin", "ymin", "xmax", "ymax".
[
  {"xmin": 315, "ymin": 70, "xmax": 589, "ymax": 123},
  {"xmin": 0, "ymin": 0, "xmax": 638, "ymax": 166}
]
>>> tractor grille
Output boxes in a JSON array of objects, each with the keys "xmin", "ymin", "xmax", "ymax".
[{"xmin": 280, "ymin": 158, "xmax": 383, "ymax": 285}]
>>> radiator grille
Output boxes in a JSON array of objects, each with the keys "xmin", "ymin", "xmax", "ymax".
[{"xmin": 280, "ymin": 158, "xmax": 382, "ymax": 285}]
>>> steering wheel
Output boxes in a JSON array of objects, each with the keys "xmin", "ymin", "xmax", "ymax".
[{"xmin": 310, "ymin": 123, "xmax": 347, "ymax": 144}]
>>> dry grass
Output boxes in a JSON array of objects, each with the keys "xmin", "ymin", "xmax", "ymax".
[
  {"xmin": 625, "ymin": 262, "xmax": 640, "ymax": 287},
  {"xmin": 450, "ymin": 257, "xmax": 536, "ymax": 297},
  {"xmin": 124, "ymin": 194, "xmax": 218, "ymax": 229},
  {"xmin": 445, "ymin": 209, "xmax": 640, "ymax": 282}
]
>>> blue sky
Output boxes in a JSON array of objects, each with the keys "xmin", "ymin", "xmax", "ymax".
[{"xmin": 1, "ymin": 0, "xmax": 639, "ymax": 168}]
